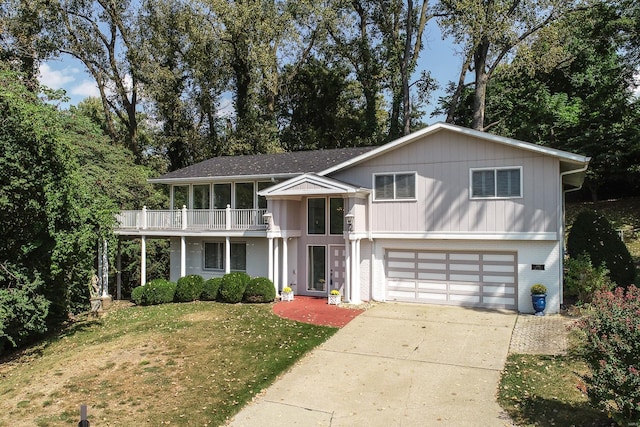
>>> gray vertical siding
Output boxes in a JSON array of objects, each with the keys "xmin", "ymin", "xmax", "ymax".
[{"xmin": 331, "ymin": 131, "xmax": 560, "ymax": 234}]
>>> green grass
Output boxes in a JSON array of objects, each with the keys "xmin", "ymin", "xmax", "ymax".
[
  {"xmin": 0, "ymin": 301, "xmax": 337, "ymax": 426},
  {"xmin": 498, "ymin": 354, "xmax": 610, "ymax": 426}
]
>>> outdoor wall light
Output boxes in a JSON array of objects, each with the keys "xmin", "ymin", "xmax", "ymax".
[
  {"xmin": 262, "ymin": 212, "xmax": 273, "ymax": 230},
  {"xmin": 345, "ymin": 213, "xmax": 355, "ymax": 231}
]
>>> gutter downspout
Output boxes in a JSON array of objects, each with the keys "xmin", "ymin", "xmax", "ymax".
[{"xmin": 559, "ymin": 164, "xmax": 589, "ymax": 308}]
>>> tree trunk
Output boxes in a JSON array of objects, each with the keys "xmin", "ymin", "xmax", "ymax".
[{"xmin": 472, "ymin": 39, "xmax": 490, "ymax": 131}]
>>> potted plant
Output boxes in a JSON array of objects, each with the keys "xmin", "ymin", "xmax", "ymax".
[
  {"xmin": 281, "ymin": 286, "xmax": 294, "ymax": 302},
  {"xmin": 530, "ymin": 283, "xmax": 547, "ymax": 316},
  {"xmin": 328, "ymin": 289, "xmax": 341, "ymax": 305}
]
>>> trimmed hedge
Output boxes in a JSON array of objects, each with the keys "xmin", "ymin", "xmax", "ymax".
[
  {"xmin": 134, "ymin": 279, "xmax": 176, "ymax": 306},
  {"xmin": 131, "ymin": 286, "xmax": 144, "ymax": 305},
  {"xmin": 201, "ymin": 277, "xmax": 222, "ymax": 301},
  {"xmin": 175, "ymin": 275, "xmax": 205, "ymax": 302},
  {"xmin": 567, "ymin": 210, "xmax": 636, "ymax": 287},
  {"xmin": 243, "ymin": 277, "xmax": 276, "ymax": 303},
  {"xmin": 219, "ymin": 272, "xmax": 250, "ymax": 303}
]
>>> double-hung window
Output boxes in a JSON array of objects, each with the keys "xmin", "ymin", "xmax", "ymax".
[
  {"xmin": 374, "ymin": 173, "xmax": 416, "ymax": 200},
  {"xmin": 470, "ymin": 167, "xmax": 522, "ymax": 198},
  {"xmin": 204, "ymin": 242, "xmax": 246, "ymax": 271}
]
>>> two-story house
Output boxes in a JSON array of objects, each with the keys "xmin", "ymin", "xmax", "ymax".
[{"xmin": 115, "ymin": 122, "xmax": 590, "ymax": 313}]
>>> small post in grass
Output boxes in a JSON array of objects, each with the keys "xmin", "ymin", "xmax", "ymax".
[{"xmin": 78, "ymin": 404, "xmax": 89, "ymax": 427}]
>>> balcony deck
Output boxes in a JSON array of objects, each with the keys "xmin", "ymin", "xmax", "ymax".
[{"xmin": 115, "ymin": 207, "xmax": 268, "ymax": 234}]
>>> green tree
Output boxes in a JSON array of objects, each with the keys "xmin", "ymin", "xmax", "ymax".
[
  {"xmin": 437, "ymin": 0, "xmax": 588, "ymax": 130},
  {"xmin": 0, "ymin": 67, "xmax": 96, "ymax": 324},
  {"xmin": 278, "ymin": 58, "xmax": 368, "ymax": 150}
]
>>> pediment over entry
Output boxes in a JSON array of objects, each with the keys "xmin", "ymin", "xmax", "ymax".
[{"xmin": 258, "ymin": 173, "xmax": 369, "ymax": 198}]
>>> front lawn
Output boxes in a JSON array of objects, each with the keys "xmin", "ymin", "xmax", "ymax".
[
  {"xmin": 0, "ymin": 302, "xmax": 336, "ymax": 426},
  {"xmin": 498, "ymin": 354, "xmax": 613, "ymax": 426}
]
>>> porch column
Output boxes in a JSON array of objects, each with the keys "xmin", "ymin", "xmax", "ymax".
[
  {"xmin": 351, "ymin": 239, "xmax": 361, "ymax": 304},
  {"xmin": 180, "ymin": 236, "xmax": 186, "ymax": 278},
  {"xmin": 273, "ymin": 238, "xmax": 279, "ymax": 291},
  {"xmin": 141, "ymin": 235, "xmax": 147, "ymax": 286},
  {"xmin": 345, "ymin": 238, "xmax": 351, "ymax": 303},
  {"xmin": 101, "ymin": 239, "xmax": 109, "ymax": 297},
  {"xmin": 116, "ymin": 239, "xmax": 122, "ymax": 300},
  {"xmin": 281, "ymin": 238, "xmax": 288, "ymax": 292},
  {"xmin": 225, "ymin": 236, "xmax": 231, "ymax": 274},
  {"xmin": 267, "ymin": 237, "xmax": 274, "ymax": 283}
]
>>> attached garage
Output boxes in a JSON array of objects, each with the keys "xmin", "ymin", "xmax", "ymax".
[{"xmin": 385, "ymin": 249, "xmax": 518, "ymax": 310}]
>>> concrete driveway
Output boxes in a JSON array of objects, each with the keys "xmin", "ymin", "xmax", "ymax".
[{"xmin": 227, "ymin": 303, "xmax": 517, "ymax": 427}]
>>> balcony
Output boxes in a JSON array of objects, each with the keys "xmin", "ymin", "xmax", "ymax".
[{"xmin": 115, "ymin": 206, "xmax": 268, "ymax": 232}]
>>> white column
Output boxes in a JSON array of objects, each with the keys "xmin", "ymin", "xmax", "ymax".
[
  {"xmin": 273, "ymin": 238, "xmax": 280, "ymax": 291},
  {"xmin": 281, "ymin": 238, "xmax": 288, "ymax": 292},
  {"xmin": 345, "ymin": 238, "xmax": 351, "ymax": 303},
  {"xmin": 101, "ymin": 239, "xmax": 109, "ymax": 297},
  {"xmin": 180, "ymin": 236, "xmax": 186, "ymax": 278},
  {"xmin": 267, "ymin": 238, "xmax": 274, "ymax": 283},
  {"xmin": 141, "ymin": 236, "xmax": 147, "ymax": 286},
  {"xmin": 351, "ymin": 239, "xmax": 361, "ymax": 304},
  {"xmin": 225, "ymin": 236, "xmax": 231, "ymax": 274},
  {"xmin": 350, "ymin": 239, "xmax": 358, "ymax": 303}
]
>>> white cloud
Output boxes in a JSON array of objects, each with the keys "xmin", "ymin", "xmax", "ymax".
[
  {"xmin": 70, "ymin": 80, "xmax": 101, "ymax": 99},
  {"xmin": 38, "ymin": 63, "xmax": 77, "ymax": 89}
]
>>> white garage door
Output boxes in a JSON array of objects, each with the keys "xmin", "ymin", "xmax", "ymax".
[{"xmin": 385, "ymin": 249, "xmax": 517, "ymax": 310}]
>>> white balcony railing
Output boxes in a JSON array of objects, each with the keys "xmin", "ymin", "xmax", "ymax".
[{"xmin": 115, "ymin": 206, "xmax": 268, "ymax": 232}]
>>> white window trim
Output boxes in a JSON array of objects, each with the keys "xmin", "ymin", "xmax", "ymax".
[
  {"xmin": 372, "ymin": 171, "xmax": 417, "ymax": 201},
  {"xmin": 469, "ymin": 166, "xmax": 523, "ymax": 199}
]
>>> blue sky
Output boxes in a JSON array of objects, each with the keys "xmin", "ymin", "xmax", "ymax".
[{"xmin": 39, "ymin": 20, "xmax": 461, "ymax": 124}]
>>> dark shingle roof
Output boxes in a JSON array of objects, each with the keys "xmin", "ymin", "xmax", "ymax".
[{"xmin": 151, "ymin": 146, "xmax": 377, "ymax": 181}]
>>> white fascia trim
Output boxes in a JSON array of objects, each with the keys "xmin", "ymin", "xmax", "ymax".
[
  {"xmin": 114, "ymin": 230, "xmax": 267, "ymax": 238},
  {"xmin": 370, "ymin": 231, "xmax": 558, "ymax": 241},
  {"xmin": 149, "ymin": 173, "xmax": 299, "ymax": 185},
  {"xmin": 319, "ymin": 122, "xmax": 590, "ymax": 176}
]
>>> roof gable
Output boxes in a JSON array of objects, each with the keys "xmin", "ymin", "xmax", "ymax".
[
  {"xmin": 319, "ymin": 122, "xmax": 590, "ymax": 176},
  {"xmin": 258, "ymin": 174, "xmax": 367, "ymax": 197}
]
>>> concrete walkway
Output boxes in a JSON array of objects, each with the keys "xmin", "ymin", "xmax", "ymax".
[{"xmin": 227, "ymin": 303, "xmax": 517, "ymax": 427}]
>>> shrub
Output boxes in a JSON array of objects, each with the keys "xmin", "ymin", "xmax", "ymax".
[
  {"xmin": 175, "ymin": 275, "xmax": 205, "ymax": 302},
  {"xmin": 131, "ymin": 286, "xmax": 144, "ymax": 305},
  {"xmin": 564, "ymin": 254, "xmax": 614, "ymax": 303},
  {"xmin": 243, "ymin": 277, "xmax": 276, "ymax": 303},
  {"xmin": 201, "ymin": 277, "xmax": 222, "ymax": 301},
  {"xmin": 219, "ymin": 272, "xmax": 250, "ymax": 303},
  {"xmin": 141, "ymin": 279, "xmax": 176, "ymax": 305},
  {"xmin": 530, "ymin": 283, "xmax": 547, "ymax": 295},
  {"xmin": 0, "ymin": 270, "xmax": 49, "ymax": 356},
  {"xmin": 575, "ymin": 286, "xmax": 640, "ymax": 425},
  {"xmin": 567, "ymin": 210, "xmax": 636, "ymax": 287}
]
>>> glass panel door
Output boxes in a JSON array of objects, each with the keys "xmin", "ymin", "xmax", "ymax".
[{"xmin": 308, "ymin": 246, "xmax": 326, "ymax": 292}]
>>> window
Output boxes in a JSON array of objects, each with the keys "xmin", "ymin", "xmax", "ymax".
[
  {"xmin": 204, "ymin": 242, "xmax": 246, "ymax": 271},
  {"xmin": 235, "ymin": 182, "xmax": 254, "ymax": 209},
  {"xmin": 471, "ymin": 167, "xmax": 521, "ymax": 198},
  {"xmin": 214, "ymin": 183, "xmax": 231, "ymax": 209},
  {"xmin": 329, "ymin": 198, "xmax": 344, "ymax": 235},
  {"xmin": 173, "ymin": 185, "xmax": 189, "ymax": 210},
  {"xmin": 257, "ymin": 181, "xmax": 272, "ymax": 209},
  {"xmin": 374, "ymin": 173, "xmax": 416, "ymax": 200},
  {"xmin": 193, "ymin": 184, "xmax": 210, "ymax": 209},
  {"xmin": 308, "ymin": 198, "xmax": 326, "ymax": 234}
]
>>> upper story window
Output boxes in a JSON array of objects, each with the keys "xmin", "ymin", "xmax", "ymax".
[
  {"xmin": 374, "ymin": 173, "xmax": 416, "ymax": 200},
  {"xmin": 470, "ymin": 167, "xmax": 522, "ymax": 198},
  {"xmin": 307, "ymin": 197, "xmax": 344, "ymax": 235}
]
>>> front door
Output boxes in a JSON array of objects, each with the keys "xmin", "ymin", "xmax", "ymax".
[{"xmin": 329, "ymin": 245, "xmax": 346, "ymax": 293}]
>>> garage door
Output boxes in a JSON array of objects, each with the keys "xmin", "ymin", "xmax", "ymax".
[{"xmin": 385, "ymin": 250, "xmax": 517, "ymax": 310}]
